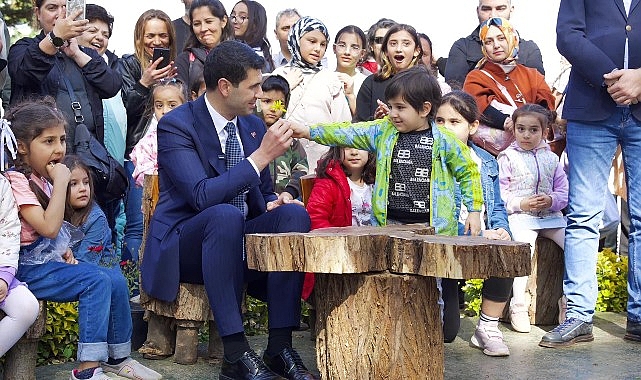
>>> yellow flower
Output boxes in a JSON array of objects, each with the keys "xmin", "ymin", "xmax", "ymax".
[{"xmin": 271, "ymin": 100, "xmax": 287, "ymax": 113}]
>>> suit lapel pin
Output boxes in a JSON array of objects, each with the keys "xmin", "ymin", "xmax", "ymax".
[{"xmin": 251, "ymin": 131, "xmax": 256, "ymax": 138}]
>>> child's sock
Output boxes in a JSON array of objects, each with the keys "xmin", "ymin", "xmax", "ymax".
[
  {"xmin": 73, "ymin": 367, "xmax": 100, "ymax": 379},
  {"xmin": 106, "ymin": 357, "xmax": 127, "ymax": 365},
  {"xmin": 478, "ymin": 312, "xmax": 499, "ymax": 328}
]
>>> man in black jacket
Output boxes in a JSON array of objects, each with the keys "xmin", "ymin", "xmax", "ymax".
[{"xmin": 444, "ymin": 0, "xmax": 544, "ymax": 87}]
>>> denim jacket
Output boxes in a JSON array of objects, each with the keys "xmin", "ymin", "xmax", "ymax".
[{"xmin": 456, "ymin": 143, "xmax": 511, "ymax": 237}]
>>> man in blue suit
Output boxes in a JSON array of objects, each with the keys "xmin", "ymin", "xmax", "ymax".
[
  {"xmin": 540, "ymin": 0, "xmax": 641, "ymax": 347},
  {"xmin": 141, "ymin": 40, "xmax": 316, "ymax": 379}
]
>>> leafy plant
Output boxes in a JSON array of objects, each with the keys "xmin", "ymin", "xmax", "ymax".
[
  {"xmin": 38, "ymin": 302, "xmax": 79, "ymax": 365},
  {"xmin": 462, "ymin": 279, "xmax": 484, "ymax": 317},
  {"xmin": 244, "ymin": 296, "xmax": 269, "ymax": 335},
  {"xmin": 596, "ymin": 248, "xmax": 628, "ymax": 312},
  {"xmin": 462, "ymin": 249, "xmax": 629, "ymax": 316},
  {"xmin": 120, "ymin": 260, "xmax": 140, "ymax": 298}
]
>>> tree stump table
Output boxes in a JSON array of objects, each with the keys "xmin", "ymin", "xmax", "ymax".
[{"xmin": 246, "ymin": 225, "xmax": 530, "ymax": 380}]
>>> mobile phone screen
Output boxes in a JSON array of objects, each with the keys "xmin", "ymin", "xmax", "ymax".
[
  {"xmin": 66, "ymin": 0, "xmax": 86, "ymax": 20},
  {"xmin": 153, "ymin": 48, "xmax": 171, "ymax": 70}
]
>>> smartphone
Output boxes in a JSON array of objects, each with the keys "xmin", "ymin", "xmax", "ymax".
[
  {"xmin": 152, "ymin": 48, "xmax": 171, "ymax": 70},
  {"xmin": 66, "ymin": 0, "xmax": 86, "ymax": 20}
]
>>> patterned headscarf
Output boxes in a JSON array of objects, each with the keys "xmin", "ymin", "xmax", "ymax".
[
  {"xmin": 287, "ymin": 16, "xmax": 329, "ymax": 73},
  {"xmin": 478, "ymin": 17, "xmax": 519, "ymax": 67}
]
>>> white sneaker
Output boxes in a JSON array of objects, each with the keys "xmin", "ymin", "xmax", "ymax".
[
  {"xmin": 470, "ymin": 324, "xmax": 510, "ymax": 357},
  {"xmin": 509, "ymin": 301, "xmax": 531, "ymax": 333},
  {"xmin": 70, "ymin": 367, "xmax": 111, "ymax": 380},
  {"xmin": 101, "ymin": 358, "xmax": 162, "ymax": 380}
]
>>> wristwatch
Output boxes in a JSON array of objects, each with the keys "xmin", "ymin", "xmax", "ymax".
[{"xmin": 48, "ymin": 31, "xmax": 65, "ymax": 48}]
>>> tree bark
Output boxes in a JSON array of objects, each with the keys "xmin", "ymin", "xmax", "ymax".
[{"xmin": 315, "ymin": 273, "xmax": 443, "ymax": 380}]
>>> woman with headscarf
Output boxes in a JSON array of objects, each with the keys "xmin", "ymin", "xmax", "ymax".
[
  {"xmin": 463, "ymin": 17, "xmax": 554, "ymax": 135},
  {"xmin": 272, "ymin": 16, "xmax": 351, "ymax": 173}
]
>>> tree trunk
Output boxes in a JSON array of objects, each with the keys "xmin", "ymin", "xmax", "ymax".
[
  {"xmin": 527, "ymin": 237, "xmax": 565, "ymax": 325},
  {"xmin": 315, "ymin": 273, "xmax": 443, "ymax": 380}
]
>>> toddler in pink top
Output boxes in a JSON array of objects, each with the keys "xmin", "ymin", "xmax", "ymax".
[{"xmin": 130, "ymin": 79, "xmax": 186, "ymax": 186}]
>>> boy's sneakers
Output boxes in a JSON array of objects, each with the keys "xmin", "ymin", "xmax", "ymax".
[
  {"xmin": 101, "ymin": 358, "xmax": 162, "ymax": 379},
  {"xmin": 70, "ymin": 367, "xmax": 110, "ymax": 380},
  {"xmin": 624, "ymin": 320, "xmax": 641, "ymax": 342},
  {"xmin": 539, "ymin": 317, "xmax": 594, "ymax": 348},
  {"xmin": 509, "ymin": 301, "xmax": 531, "ymax": 333},
  {"xmin": 470, "ymin": 324, "xmax": 510, "ymax": 357}
]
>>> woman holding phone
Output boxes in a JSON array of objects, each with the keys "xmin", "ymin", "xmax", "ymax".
[
  {"xmin": 117, "ymin": 9, "xmax": 177, "ymax": 264},
  {"xmin": 7, "ymin": 0, "xmax": 123, "ymax": 227}
]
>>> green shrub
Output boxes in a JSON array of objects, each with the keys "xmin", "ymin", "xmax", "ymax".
[
  {"xmin": 462, "ymin": 279, "xmax": 484, "ymax": 317},
  {"xmin": 38, "ymin": 302, "xmax": 79, "ymax": 365},
  {"xmin": 463, "ymin": 249, "xmax": 629, "ymax": 317},
  {"xmin": 596, "ymin": 248, "xmax": 628, "ymax": 312}
]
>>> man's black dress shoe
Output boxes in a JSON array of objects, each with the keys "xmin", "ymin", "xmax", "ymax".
[
  {"xmin": 263, "ymin": 347, "xmax": 318, "ymax": 380},
  {"xmin": 220, "ymin": 350, "xmax": 286, "ymax": 380}
]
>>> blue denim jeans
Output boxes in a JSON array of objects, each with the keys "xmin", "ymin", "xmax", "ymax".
[
  {"xmin": 17, "ymin": 262, "xmax": 132, "ymax": 361},
  {"xmin": 564, "ymin": 108, "xmax": 641, "ymax": 323},
  {"xmin": 123, "ymin": 160, "xmax": 143, "ymax": 262}
]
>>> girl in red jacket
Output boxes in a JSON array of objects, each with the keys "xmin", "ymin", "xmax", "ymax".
[{"xmin": 307, "ymin": 147, "xmax": 376, "ymax": 229}]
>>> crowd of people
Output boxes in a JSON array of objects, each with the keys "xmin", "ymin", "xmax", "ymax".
[{"xmin": 0, "ymin": 0, "xmax": 640, "ymax": 379}]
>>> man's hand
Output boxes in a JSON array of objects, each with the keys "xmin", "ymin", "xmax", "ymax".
[
  {"xmin": 249, "ymin": 120, "xmax": 293, "ymax": 170},
  {"xmin": 603, "ymin": 68, "xmax": 641, "ymax": 105},
  {"xmin": 266, "ymin": 191, "xmax": 305, "ymax": 211}
]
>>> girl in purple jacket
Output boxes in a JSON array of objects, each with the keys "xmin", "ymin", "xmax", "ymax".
[{"xmin": 497, "ymin": 104, "xmax": 568, "ymax": 334}]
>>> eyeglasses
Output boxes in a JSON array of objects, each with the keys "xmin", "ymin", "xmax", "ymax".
[
  {"xmin": 334, "ymin": 43, "xmax": 362, "ymax": 54},
  {"xmin": 230, "ymin": 14, "xmax": 248, "ymax": 24},
  {"xmin": 373, "ymin": 36, "xmax": 385, "ymax": 45}
]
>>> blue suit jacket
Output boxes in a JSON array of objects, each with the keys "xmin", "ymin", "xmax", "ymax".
[
  {"xmin": 141, "ymin": 95, "xmax": 277, "ymax": 302},
  {"xmin": 557, "ymin": 0, "xmax": 641, "ymax": 122}
]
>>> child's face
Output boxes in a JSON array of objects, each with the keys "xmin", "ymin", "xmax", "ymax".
[
  {"xmin": 154, "ymin": 86, "xmax": 184, "ymax": 120},
  {"xmin": 341, "ymin": 147, "xmax": 370, "ymax": 174},
  {"xmin": 334, "ymin": 32, "xmax": 364, "ymax": 71},
  {"xmin": 388, "ymin": 95, "xmax": 431, "ymax": 133},
  {"xmin": 299, "ymin": 30, "xmax": 328, "ymax": 66},
  {"xmin": 514, "ymin": 114, "xmax": 545, "ymax": 151},
  {"xmin": 483, "ymin": 25, "xmax": 510, "ymax": 63},
  {"xmin": 68, "ymin": 167, "xmax": 91, "ymax": 209},
  {"xmin": 435, "ymin": 103, "xmax": 479, "ymax": 144},
  {"xmin": 19, "ymin": 124, "xmax": 66, "ymax": 177},
  {"xmin": 259, "ymin": 89, "xmax": 286, "ymax": 127},
  {"xmin": 384, "ymin": 30, "xmax": 420, "ymax": 73}
]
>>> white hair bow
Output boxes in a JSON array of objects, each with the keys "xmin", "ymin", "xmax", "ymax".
[{"xmin": 0, "ymin": 118, "xmax": 17, "ymax": 170}]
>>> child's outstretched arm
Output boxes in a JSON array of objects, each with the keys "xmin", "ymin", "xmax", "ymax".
[{"xmin": 18, "ymin": 163, "xmax": 70, "ymax": 238}]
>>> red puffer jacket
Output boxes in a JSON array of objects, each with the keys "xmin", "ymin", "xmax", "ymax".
[{"xmin": 306, "ymin": 160, "xmax": 352, "ymax": 229}]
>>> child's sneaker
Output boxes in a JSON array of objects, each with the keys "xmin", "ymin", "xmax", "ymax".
[
  {"xmin": 101, "ymin": 358, "xmax": 162, "ymax": 380},
  {"xmin": 70, "ymin": 367, "xmax": 111, "ymax": 380},
  {"xmin": 509, "ymin": 301, "xmax": 531, "ymax": 333},
  {"xmin": 470, "ymin": 325, "xmax": 510, "ymax": 357}
]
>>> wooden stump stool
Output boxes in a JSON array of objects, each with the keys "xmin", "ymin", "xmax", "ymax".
[
  {"xmin": 527, "ymin": 237, "xmax": 564, "ymax": 325},
  {"xmin": 1, "ymin": 300, "xmax": 47, "ymax": 380}
]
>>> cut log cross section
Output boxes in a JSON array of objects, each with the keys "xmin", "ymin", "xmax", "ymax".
[{"xmin": 245, "ymin": 225, "xmax": 530, "ymax": 380}]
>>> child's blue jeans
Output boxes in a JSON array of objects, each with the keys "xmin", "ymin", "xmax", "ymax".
[{"xmin": 17, "ymin": 261, "xmax": 132, "ymax": 362}]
